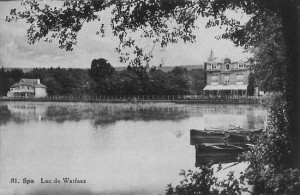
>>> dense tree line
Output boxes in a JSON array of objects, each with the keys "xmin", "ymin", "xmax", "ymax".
[
  {"xmin": 0, "ymin": 62, "xmax": 205, "ymax": 97},
  {"xmin": 88, "ymin": 58, "xmax": 205, "ymax": 96},
  {"xmin": 0, "ymin": 67, "xmax": 23, "ymax": 97},
  {"xmin": 0, "ymin": 66, "xmax": 92, "ymax": 97}
]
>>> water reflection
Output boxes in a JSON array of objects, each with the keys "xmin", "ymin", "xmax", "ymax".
[
  {"xmin": 0, "ymin": 103, "xmax": 46, "ymax": 124},
  {"xmin": 0, "ymin": 102, "xmax": 266, "ymax": 130},
  {"xmin": 0, "ymin": 101, "xmax": 268, "ymax": 195},
  {"xmin": 0, "ymin": 105, "xmax": 11, "ymax": 125}
]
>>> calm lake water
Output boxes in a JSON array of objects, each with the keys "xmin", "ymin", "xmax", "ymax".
[{"xmin": 0, "ymin": 101, "xmax": 267, "ymax": 195}]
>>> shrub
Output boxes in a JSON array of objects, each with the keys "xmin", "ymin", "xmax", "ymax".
[
  {"xmin": 165, "ymin": 165, "xmax": 214, "ymax": 195},
  {"xmin": 242, "ymin": 92, "xmax": 300, "ymax": 194},
  {"xmin": 165, "ymin": 165, "xmax": 248, "ymax": 195}
]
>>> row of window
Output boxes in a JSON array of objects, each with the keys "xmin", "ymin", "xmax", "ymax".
[
  {"xmin": 211, "ymin": 74, "xmax": 244, "ymax": 83},
  {"xmin": 207, "ymin": 62, "xmax": 245, "ymax": 70},
  {"xmin": 10, "ymin": 86, "xmax": 32, "ymax": 91}
]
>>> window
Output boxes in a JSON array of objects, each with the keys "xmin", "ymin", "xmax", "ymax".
[
  {"xmin": 212, "ymin": 75, "xmax": 218, "ymax": 82},
  {"xmin": 239, "ymin": 63, "xmax": 244, "ymax": 69},
  {"xmin": 212, "ymin": 63, "xmax": 217, "ymax": 69},
  {"xmin": 225, "ymin": 63, "xmax": 230, "ymax": 70},
  {"xmin": 224, "ymin": 75, "xmax": 230, "ymax": 84},
  {"xmin": 206, "ymin": 63, "xmax": 211, "ymax": 70},
  {"xmin": 237, "ymin": 74, "xmax": 243, "ymax": 81},
  {"xmin": 217, "ymin": 63, "xmax": 222, "ymax": 69},
  {"xmin": 234, "ymin": 62, "xmax": 238, "ymax": 68}
]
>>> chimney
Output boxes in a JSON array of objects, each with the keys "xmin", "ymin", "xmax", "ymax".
[{"xmin": 37, "ymin": 78, "xmax": 40, "ymax": 85}]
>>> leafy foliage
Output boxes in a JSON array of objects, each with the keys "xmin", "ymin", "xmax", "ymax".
[
  {"xmin": 249, "ymin": 15, "xmax": 287, "ymax": 92},
  {"xmin": 166, "ymin": 166, "xmax": 215, "ymax": 195},
  {"xmin": 244, "ymin": 93, "xmax": 291, "ymax": 167},
  {"xmin": 6, "ymin": 0, "xmax": 282, "ymax": 70},
  {"xmin": 165, "ymin": 165, "xmax": 249, "ymax": 195},
  {"xmin": 89, "ymin": 58, "xmax": 115, "ymax": 82},
  {"xmin": 241, "ymin": 93, "xmax": 300, "ymax": 194}
]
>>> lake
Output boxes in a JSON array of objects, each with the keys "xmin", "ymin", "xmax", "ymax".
[{"xmin": 0, "ymin": 101, "xmax": 267, "ymax": 195}]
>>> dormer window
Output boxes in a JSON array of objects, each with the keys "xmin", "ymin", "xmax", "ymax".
[
  {"xmin": 234, "ymin": 62, "xmax": 238, "ymax": 68},
  {"xmin": 225, "ymin": 63, "xmax": 230, "ymax": 70},
  {"xmin": 212, "ymin": 63, "xmax": 217, "ymax": 69},
  {"xmin": 206, "ymin": 63, "xmax": 211, "ymax": 70},
  {"xmin": 239, "ymin": 63, "xmax": 244, "ymax": 69},
  {"xmin": 217, "ymin": 63, "xmax": 222, "ymax": 69}
]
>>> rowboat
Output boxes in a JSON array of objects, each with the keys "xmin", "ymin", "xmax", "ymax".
[
  {"xmin": 190, "ymin": 128, "xmax": 262, "ymax": 166},
  {"xmin": 190, "ymin": 128, "xmax": 262, "ymax": 145}
]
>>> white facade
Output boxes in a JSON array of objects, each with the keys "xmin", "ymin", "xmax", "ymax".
[
  {"xmin": 34, "ymin": 87, "xmax": 47, "ymax": 98},
  {"xmin": 7, "ymin": 78, "xmax": 47, "ymax": 98}
]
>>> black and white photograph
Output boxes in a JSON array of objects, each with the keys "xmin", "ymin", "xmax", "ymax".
[{"xmin": 0, "ymin": 0, "xmax": 299, "ymax": 195}]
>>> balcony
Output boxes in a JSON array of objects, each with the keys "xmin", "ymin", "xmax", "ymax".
[
  {"xmin": 221, "ymin": 69, "xmax": 232, "ymax": 73},
  {"xmin": 11, "ymin": 89, "xmax": 34, "ymax": 93}
]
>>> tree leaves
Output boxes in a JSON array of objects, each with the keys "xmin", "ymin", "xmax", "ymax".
[{"xmin": 5, "ymin": 0, "xmax": 205, "ymax": 71}]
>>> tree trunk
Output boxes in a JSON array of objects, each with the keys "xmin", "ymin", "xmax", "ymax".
[{"xmin": 281, "ymin": 0, "xmax": 300, "ymax": 167}]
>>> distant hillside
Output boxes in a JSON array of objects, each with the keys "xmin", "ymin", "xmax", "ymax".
[
  {"xmin": 3, "ymin": 64, "xmax": 204, "ymax": 73},
  {"xmin": 115, "ymin": 65, "xmax": 204, "ymax": 72},
  {"xmin": 158, "ymin": 65, "xmax": 204, "ymax": 72},
  {"xmin": 2, "ymin": 67, "xmax": 34, "ymax": 73}
]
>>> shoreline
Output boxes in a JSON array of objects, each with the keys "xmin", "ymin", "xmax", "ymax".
[{"xmin": 0, "ymin": 97, "xmax": 261, "ymax": 105}]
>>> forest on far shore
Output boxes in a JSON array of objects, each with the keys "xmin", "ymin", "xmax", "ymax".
[{"xmin": 0, "ymin": 58, "xmax": 205, "ymax": 97}]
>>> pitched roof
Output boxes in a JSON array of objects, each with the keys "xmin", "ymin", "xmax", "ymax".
[
  {"xmin": 34, "ymin": 83, "xmax": 46, "ymax": 88},
  {"xmin": 11, "ymin": 83, "xmax": 21, "ymax": 88},
  {"xmin": 11, "ymin": 79, "xmax": 46, "ymax": 88},
  {"xmin": 21, "ymin": 79, "xmax": 38, "ymax": 85}
]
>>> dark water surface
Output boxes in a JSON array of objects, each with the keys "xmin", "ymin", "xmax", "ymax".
[{"xmin": 0, "ymin": 101, "xmax": 267, "ymax": 195}]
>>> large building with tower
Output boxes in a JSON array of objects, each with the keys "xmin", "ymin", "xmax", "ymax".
[{"xmin": 203, "ymin": 51, "xmax": 252, "ymax": 97}]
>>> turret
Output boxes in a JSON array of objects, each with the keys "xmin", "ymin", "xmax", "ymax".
[{"xmin": 208, "ymin": 49, "xmax": 214, "ymax": 62}]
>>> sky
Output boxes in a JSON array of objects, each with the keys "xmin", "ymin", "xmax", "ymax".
[{"xmin": 0, "ymin": 1, "xmax": 252, "ymax": 69}]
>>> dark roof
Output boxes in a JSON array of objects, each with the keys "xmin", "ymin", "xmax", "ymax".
[
  {"xmin": 10, "ymin": 79, "xmax": 46, "ymax": 88},
  {"xmin": 22, "ymin": 79, "xmax": 38, "ymax": 85}
]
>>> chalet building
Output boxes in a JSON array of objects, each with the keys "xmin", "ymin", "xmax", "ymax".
[
  {"xmin": 7, "ymin": 78, "xmax": 47, "ymax": 98},
  {"xmin": 203, "ymin": 51, "xmax": 251, "ymax": 97}
]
